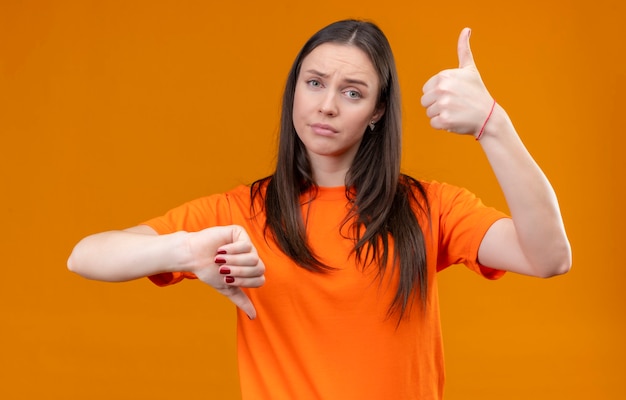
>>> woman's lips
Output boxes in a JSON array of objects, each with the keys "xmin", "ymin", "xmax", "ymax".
[{"xmin": 310, "ymin": 123, "xmax": 338, "ymax": 136}]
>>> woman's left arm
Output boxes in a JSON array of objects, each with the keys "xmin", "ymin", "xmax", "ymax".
[{"xmin": 421, "ymin": 28, "xmax": 572, "ymax": 277}]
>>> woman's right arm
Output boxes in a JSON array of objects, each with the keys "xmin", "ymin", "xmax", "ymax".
[
  {"xmin": 67, "ymin": 225, "xmax": 189, "ymax": 282},
  {"xmin": 67, "ymin": 225, "xmax": 265, "ymax": 319}
]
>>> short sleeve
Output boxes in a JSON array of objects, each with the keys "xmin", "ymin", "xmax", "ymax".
[
  {"xmin": 141, "ymin": 192, "xmax": 236, "ymax": 286},
  {"xmin": 148, "ymin": 271, "xmax": 198, "ymax": 286},
  {"xmin": 430, "ymin": 182, "xmax": 509, "ymax": 279}
]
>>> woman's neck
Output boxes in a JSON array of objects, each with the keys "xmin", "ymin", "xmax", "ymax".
[{"xmin": 307, "ymin": 151, "xmax": 354, "ymax": 187}]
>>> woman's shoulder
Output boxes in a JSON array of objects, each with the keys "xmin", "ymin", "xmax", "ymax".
[
  {"xmin": 206, "ymin": 179, "xmax": 268, "ymax": 199},
  {"xmin": 401, "ymin": 175, "xmax": 444, "ymax": 195},
  {"xmin": 401, "ymin": 176, "xmax": 477, "ymax": 205},
  {"xmin": 167, "ymin": 184, "xmax": 254, "ymax": 214}
]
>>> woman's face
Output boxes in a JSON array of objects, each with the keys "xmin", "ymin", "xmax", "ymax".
[{"xmin": 293, "ymin": 43, "xmax": 384, "ymax": 168}]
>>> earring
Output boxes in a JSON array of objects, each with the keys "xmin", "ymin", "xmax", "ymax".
[{"xmin": 369, "ymin": 121, "xmax": 376, "ymax": 131}]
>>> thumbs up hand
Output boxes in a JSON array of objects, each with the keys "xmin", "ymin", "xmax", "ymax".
[{"xmin": 421, "ymin": 28, "xmax": 495, "ymax": 137}]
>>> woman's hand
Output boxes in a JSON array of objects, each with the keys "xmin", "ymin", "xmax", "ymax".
[
  {"xmin": 421, "ymin": 27, "xmax": 495, "ymax": 137},
  {"xmin": 185, "ymin": 225, "xmax": 266, "ymax": 320}
]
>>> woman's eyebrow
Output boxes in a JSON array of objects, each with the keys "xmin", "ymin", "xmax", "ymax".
[
  {"xmin": 344, "ymin": 78, "xmax": 369, "ymax": 87},
  {"xmin": 303, "ymin": 69, "xmax": 370, "ymax": 87}
]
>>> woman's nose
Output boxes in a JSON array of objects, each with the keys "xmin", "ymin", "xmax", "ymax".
[{"xmin": 319, "ymin": 91, "xmax": 338, "ymax": 116}]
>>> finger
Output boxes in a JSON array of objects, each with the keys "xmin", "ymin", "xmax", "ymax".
[
  {"xmin": 457, "ymin": 27, "xmax": 475, "ymax": 69},
  {"xmin": 217, "ymin": 239, "xmax": 253, "ymax": 255},
  {"xmin": 420, "ymin": 90, "xmax": 438, "ymax": 109},
  {"xmin": 215, "ymin": 253, "xmax": 261, "ymax": 268},
  {"xmin": 223, "ymin": 274, "xmax": 266, "ymax": 288},
  {"xmin": 428, "ymin": 114, "xmax": 447, "ymax": 131},
  {"xmin": 219, "ymin": 262, "xmax": 265, "ymax": 279},
  {"xmin": 424, "ymin": 102, "xmax": 441, "ymax": 119},
  {"xmin": 422, "ymin": 73, "xmax": 440, "ymax": 95},
  {"xmin": 226, "ymin": 288, "xmax": 257, "ymax": 320}
]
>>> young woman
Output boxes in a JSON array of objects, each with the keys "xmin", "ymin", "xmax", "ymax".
[{"xmin": 68, "ymin": 19, "xmax": 571, "ymax": 399}]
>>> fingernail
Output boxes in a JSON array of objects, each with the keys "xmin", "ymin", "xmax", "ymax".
[
  {"xmin": 225, "ymin": 276, "xmax": 235, "ymax": 284},
  {"xmin": 217, "ymin": 249, "xmax": 227, "ymax": 255},
  {"xmin": 215, "ymin": 257, "xmax": 226, "ymax": 264},
  {"xmin": 219, "ymin": 267, "xmax": 231, "ymax": 275}
]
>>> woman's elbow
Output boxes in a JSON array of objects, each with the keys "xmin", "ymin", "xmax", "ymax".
[
  {"xmin": 67, "ymin": 247, "xmax": 87, "ymax": 276},
  {"xmin": 536, "ymin": 243, "xmax": 572, "ymax": 278},
  {"xmin": 67, "ymin": 238, "xmax": 100, "ymax": 279}
]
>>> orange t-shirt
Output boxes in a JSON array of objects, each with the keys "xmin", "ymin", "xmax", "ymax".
[{"xmin": 143, "ymin": 181, "xmax": 507, "ymax": 400}]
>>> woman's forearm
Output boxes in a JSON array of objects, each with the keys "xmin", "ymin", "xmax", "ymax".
[
  {"xmin": 67, "ymin": 227, "xmax": 188, "ymax": 281},
  {"xmin": 478, "ymin": 105, "xmax": 572, "ymax": 276}
]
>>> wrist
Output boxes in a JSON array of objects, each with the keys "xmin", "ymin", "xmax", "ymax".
[
  {"xmin": 475, "ymin": 98, "xmax": 497, "ymax": 140},
  {"xmin": 166, "ymin": 231, "xmax": 196, "ymax": 273},
  {"xmin": 475, "ymin": 103, "xmax": 514, "ymax": 142}
]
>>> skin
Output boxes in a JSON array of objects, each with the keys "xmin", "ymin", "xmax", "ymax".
[
  {"xmin": 67, "ymin": 28, "xmax": 572, "ymax": 321},
  {"xmin": 292, "ymin": 43, "xmax": 385, "ymax": 187},
  {"xmin": 421, "ymin": 28, "xmax": 571, "ymax": 277}
]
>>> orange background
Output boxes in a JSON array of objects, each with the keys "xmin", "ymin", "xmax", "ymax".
[{"xmin": 1, "ymin": 0, "xmax": 624, "ymax": 399}]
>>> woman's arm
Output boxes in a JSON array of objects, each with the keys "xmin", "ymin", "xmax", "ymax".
[
  {"xmin": 421, "ymin": 28, "xmax": 572, "ymax": 277},
  {"xmin": 68, "ymin": 225, "xmax": 188, "ymax": 281},
  {"xmin": 68, "ymin": 224, "xmax": 265, "ymax": 318},
  {"xmin": 475, "ymin": 105, "xmax": 571, "ymax": 277}
]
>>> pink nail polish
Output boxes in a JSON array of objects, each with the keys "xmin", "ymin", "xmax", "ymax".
[
  {"xmin": 219, "ymin": 267, "xmax": 231, "ymax": 275},
  {"xmin": 215, "ymin": 257, "xmax": 226, "ymax": 264},
  {"xmin": 225, "ymin": 276, "xmax": 235, "ymax": 284}
]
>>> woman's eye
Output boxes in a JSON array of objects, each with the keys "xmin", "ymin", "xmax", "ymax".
[
  {"xmin": 345, "ymin": 90, "xmax": 361, "ymax": 99},
  {"xmin": 307, "ymin": 79, "xmax": 321, "ymax": 88}
]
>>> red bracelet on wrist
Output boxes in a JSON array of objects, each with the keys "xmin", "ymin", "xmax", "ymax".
[{"xmin": 475, "ymin": 99, "xmax": 496, "ymax": 141}]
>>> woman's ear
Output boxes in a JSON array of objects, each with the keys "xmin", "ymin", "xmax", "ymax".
[{"xmin": 372, "ymin": 103, "xmax": 386, "ymax": 123}]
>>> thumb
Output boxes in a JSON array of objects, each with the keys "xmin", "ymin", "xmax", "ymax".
[
  {"xmin": 227, "ymin": 288, "xmax": 257, "ymax": 320},
  {"xmin": 457, "ymin": 27, "xmax": 475, "ymax": 69}
]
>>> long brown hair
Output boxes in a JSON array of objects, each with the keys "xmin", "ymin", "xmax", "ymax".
[{"xmin": 251, "ymin": 19, "xmax": 430, "ymax": 319}]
